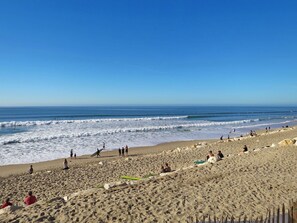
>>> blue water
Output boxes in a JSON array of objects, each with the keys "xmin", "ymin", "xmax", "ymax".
[{"xmin": 0, "ymin": 106, "xmax": 297, "ymax": 165}]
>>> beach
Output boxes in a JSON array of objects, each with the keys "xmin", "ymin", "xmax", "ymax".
[{"xmin": 1, "ymin": 126, "xmax": 297, "ymax": 222}]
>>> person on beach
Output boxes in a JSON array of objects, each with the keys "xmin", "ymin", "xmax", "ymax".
[
  {"xmin": 118, "ymin": 148, "xmax": 121, "ymax": 156},
  {"xmin": 125, "ymin": 145, "xmax": 129, "ymax": 156},
  {"xmin": 161, "ymin": 163, "xmax": 171, "ymax": 173},
  {"xmin": 1, "ymin": 198, "xmax": 13, "ymax": 209},
  {"xmin": 28, "ymin": 165, "xmax": 33, "ymax": 174},
  {"xmin": 96, "ymin": 148, "xmax": 104, "ymax": 157},
  {"xmin": 217, "ymin": 151, "xmax": 224, "ymax": 160},
  {"xmin": 121, "ymin": 147, "xmax": 125, "ymax": 156},
  {"xmin": 74, "ymin": 153, "xmax": 76, "ymax": 159},
  {"xmin": 70, "ymin": 149, "xmax": 73, "ymax": 158},
  {"xmin": 220, "ymin": 136, "xmax": 223, "ymax": 140},
  {"xmin": 24, "ymin": 191, "xmax": 37, "ymax": 206},
  {"xmin": 63, "ymin": 159, "xmax": 69, "ymax": 170},
  {"xmin": 206, "ymin": 150, "xmax": 215, "ymax": 160}
]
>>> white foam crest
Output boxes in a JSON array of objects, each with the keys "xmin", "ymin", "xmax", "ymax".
[
  {"xmin": 0, "ymin": 116, "xmax": 188, "ymax": 128},
  {"xmin": 235, "ymin": 119, "xmax": 296, "ymax": 130},
  {"xmin": 0, "ymin": 119, "xmax": 258, "ymax": 145}
]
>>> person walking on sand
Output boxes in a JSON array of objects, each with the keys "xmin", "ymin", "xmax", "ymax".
[
  {"xmin": 70, "ymin": 149, "xmax": 73, "ymax": 158},
  {"xmin": 125, "ymin": 145, "xmax": 129, "ymax": 156},
  {"xmin": 121, "ymin": 147, "xmax": 125, "ymax": 156},
  {"xmin": 96, "ymin": 148, "xmax": 100, "ymax": 158},
  {"xmin": 28, "ymin": 165, "xmax": 33, "ymax": 174},
  {"xmin": 24, "ymin": 191, "xmax": 37, "ymax": 206},
  {"xmin": 63, "ymin": 159, "xmax": 69, "ymax": 170},
  {"xmin": 118, "ymin": 148, "xmax": 121, "ymax": 156}
]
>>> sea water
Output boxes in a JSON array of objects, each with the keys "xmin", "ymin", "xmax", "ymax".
[{"xmin": 0, "ymin": 106, "xmax": 297, "ymax": 165}]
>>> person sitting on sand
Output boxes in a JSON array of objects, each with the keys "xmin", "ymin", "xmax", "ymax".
[
  {"xmin": 63, "ymin": 159, "xmax": 69, "ymax": 170},
  {"xmin": 206, "ymin": 150, "xmax": 215, "ymax": 160},
  {"xmin": 24, "ymin": 191, "xmax": 37, "ymax": 206},
  {"xmin": 1, "ymin": 198, "xmax": 13, "ymax": 209},
  {"xmin": 217, "ymin": 150, "xmax": 224, "ymax": 160},
  {"xmin": 28, "ymin": 165, "xmax": 33, "ymax": 174},
  {"xmin": 161, "ymin": 163, "xmax": 172, "ymax": 173},
  {"xmin": 239, "ymin": 145, "xmax": 248, "ymax": 155}
]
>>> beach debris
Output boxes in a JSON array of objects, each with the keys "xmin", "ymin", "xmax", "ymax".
[
  {"xmin": 271, "ymin": 143, "xmax": 276, "ymax": 147},
  {"xmin": 121, "ymin": 176, "xmax": 141, "ymax": 180},
  {"xmin": 278, "ymin": 139, "xmax": 296, "ymax": 146},
  {"xmin": 160, "ymin": 171, "xmax": 176, "ymax": 177},
  {"xmin": 125, "ymin": 157, "xmax": 132, "ymax": 161},
  {"xmin": 104, "ymin": 181, "xmax": 126, "ymax": 190}
]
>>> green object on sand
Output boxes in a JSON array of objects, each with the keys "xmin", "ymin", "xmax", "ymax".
[
  {"xmin": 121, "ymin": 176, "xmax": 141, "ymax": 180},
  {"xmin": 194, "ymin": 160, "xmax": 206, "ymax": 165}
]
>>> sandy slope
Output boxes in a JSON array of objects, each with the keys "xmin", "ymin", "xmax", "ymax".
[{"xmin": 0, "ymin": 127, "xmax": 297, "ymax": 223}]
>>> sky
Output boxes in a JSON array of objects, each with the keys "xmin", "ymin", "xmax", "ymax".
[{"xmin": 0, "ymin": 0, "xmax": 296, "ymax": 106}]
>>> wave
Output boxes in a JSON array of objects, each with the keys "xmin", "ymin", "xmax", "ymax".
[
  {"xmin": 0, "ymin": 119, "xmax": 257, "ymax": 145},
  {"xmin": 0, "ymin": 116, "xmax": 188, "ymax": 128}
]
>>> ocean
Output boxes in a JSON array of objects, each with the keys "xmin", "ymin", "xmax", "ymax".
[{"xmin": 0, "ymin": 106, "xmax": 297, "ymax": 165}]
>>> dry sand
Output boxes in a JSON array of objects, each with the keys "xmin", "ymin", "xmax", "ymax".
[{"xmin": 1, "ymin": 127, "xmax": 297, "ymax": 222}]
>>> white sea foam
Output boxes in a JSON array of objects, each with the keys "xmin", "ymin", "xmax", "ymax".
[
  {"xmin": 0, "ymin": 116, "xmax": 188, "ymax": 128},
  {"xmin": 0, "ymin": 119, "xmax": 257, "ymax": 146},
  {"xmin": 1, "ymin": 116, "xmax": 296, "ymax": 166}
]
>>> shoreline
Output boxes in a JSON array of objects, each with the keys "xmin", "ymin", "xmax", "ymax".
[
  {"xmin": 0, "ymin": 139, "xmax": 215, "ymax": 178},
  {"xmin": 0, "ymin": 125, "xmax": 290, "ymax": 178}
]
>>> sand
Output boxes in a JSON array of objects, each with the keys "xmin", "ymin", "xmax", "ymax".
[{"xmin": 0, "ymin": 127, "xmax": 297, "ymax": 222}]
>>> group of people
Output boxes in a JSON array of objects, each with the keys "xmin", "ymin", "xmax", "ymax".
[
  {"xmin": 206, "ymin": 150, "xmax": 224, "ymax": 161},
  {"xmin": 28, "ymin": 158, "xmax": 70, "ymax": 174},
  {"xmin": 206, "ymin": 145, "xmax": 248, "ymax": 161},
  {"xmin": 119, "ymin": 145, "xmax": 129, "ymax": 156},
  {"xmin": 70, "ymin": 149, "xmax": 76, "ymax": 159},
  {"xmin": 1, "ymin": 191, "xmax": 37, "ymax": 209}
]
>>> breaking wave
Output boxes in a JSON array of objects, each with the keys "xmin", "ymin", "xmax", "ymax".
[
  {"xmin": 0, "ymin": 116, "xmax": 188, "ymax": 128},
  {"xmin": 0, "ymin": 119, "xmax": 258, "ymax": 145}
]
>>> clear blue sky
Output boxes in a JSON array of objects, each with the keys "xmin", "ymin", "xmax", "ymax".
[{"xmin": 0, "ymin": 0, "xmax": 296, "ymax": 106}]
